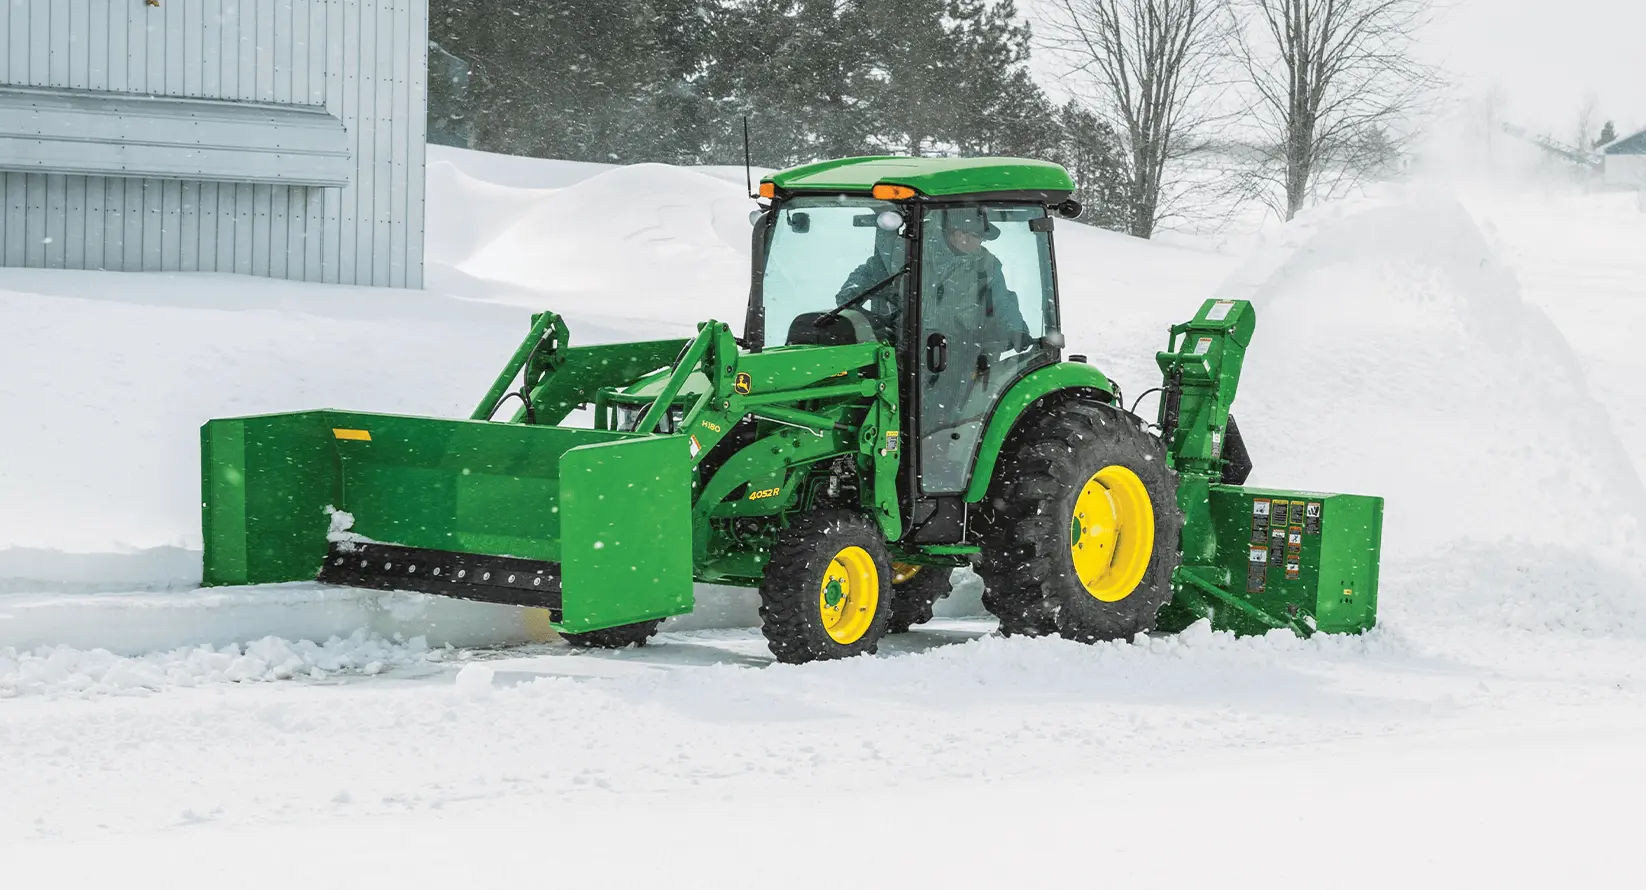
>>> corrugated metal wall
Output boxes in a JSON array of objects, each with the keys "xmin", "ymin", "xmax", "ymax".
[
  {"xmin": 1606, "ymin": 156, "xmax": 1646, "ymax": 189},
  {"xmin": 0, "ymin": 0, "xmax": 427, "ymax": 287}
]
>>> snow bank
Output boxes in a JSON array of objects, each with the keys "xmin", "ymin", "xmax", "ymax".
[
  {"xmin": 0, "ymin": 629, "xmax": 440, "ymax": 698},
  {"xmin": 1220, "ymin": 189, "xmax": 1646, "ymax": 564},
  {"xmin": 0, "ymin": 269, "xmax": 528, "ymax": 557},
  {"xmin": 458, "ymin": 163, "xmax": 756, "ymax": 327},
  {"xmin": 1383, "ymin": 545, "xmax": 1646, "ymax": 638}
]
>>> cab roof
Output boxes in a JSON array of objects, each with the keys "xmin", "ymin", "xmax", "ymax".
[{"xmin": 763, "ymin": 156, "xmax": 1074, "ymax": 199}]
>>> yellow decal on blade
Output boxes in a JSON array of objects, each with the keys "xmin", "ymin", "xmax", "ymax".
[{"xmin": 332, "ymin": 428, "xmax": 372, "ymax": 441}]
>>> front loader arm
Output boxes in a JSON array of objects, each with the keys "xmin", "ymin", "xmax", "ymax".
[
  {"xmin": 603, "ymin": 321, "xmax": 902, "ymax": 546},
  {"xmin": 472, "ymin": 310, "xmax": 690, "ymax": 427}
]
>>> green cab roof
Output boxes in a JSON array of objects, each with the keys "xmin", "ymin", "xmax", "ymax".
[{"xmin": 763, "ymin": 156, "xmax": 1074, "ymax": 198}]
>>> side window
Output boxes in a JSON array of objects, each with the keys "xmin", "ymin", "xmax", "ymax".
[{"xmin": 986, "ymin": 213, "xmax": 1054, "ymax": 338}]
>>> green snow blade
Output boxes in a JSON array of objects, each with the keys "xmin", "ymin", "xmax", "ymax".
[{"xmin": 201, "ymin": 410, "xmax": 694, "ymax": 632}]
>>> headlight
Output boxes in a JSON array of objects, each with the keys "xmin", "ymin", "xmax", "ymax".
[{"xmin": 612, "ymin": 404, "xmax": 684, "ymax": 434}]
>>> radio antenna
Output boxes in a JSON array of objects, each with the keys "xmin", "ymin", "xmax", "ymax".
[{"xmin": 744, "ymin": 115, "xmax": 756, "ymax": 199}]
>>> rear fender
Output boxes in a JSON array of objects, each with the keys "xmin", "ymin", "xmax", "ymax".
[{"xmin": 961, "ymin": 363, "xmax": 1116, "ymax": 503}]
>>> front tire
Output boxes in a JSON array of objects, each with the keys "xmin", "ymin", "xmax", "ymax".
[
  {"xmin": 978, "ymin": 401, "xmax": 1182, "ymax": 643},
  {"xmin": 759, "ymin": 510, "xmax": 894, "ymax": 664}
]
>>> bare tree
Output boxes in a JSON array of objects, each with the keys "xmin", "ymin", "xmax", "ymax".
[
  {"xmin": 1232, "ymin": 0, "xmax": 1440, "ymax": 220},
  {"xmin": 1575, "ymin": 91, "xmax": 1599, "ymax": 152},
  {"xmin": 1042, "ymin": 0, "xmax": 1232, "ymax": 238}
]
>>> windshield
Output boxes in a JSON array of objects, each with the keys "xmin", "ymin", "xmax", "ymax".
[{"xmin": 759, "ymin": 196, "xmax": 908, "ymax": 347}]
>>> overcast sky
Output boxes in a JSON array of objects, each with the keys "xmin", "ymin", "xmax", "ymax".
[
  {"xmin": 1432, "ymin": 0, "xmax": 1646, "ymax": 136},
  {"xmin": 1026, "ymin": 1, "xmax": 1645, "ymax": 143}
]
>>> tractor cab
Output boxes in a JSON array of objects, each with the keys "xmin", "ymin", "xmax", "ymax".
[{"xmin": 747, "ymin": 157, "xmax": 1082, "ymax": 529}]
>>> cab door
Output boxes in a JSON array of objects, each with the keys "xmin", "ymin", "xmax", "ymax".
[{"xmin": 914, "ymin": 204, "xmax": 1059, "ymax": 498}]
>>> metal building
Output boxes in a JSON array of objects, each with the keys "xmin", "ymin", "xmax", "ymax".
[
  {"xmin": 0, "ymin": 0, "xmax": 428, "ymax": 287},
  {"xmin": 1601, "ymin": 128, "xmax": 1646, "ymax": 190}
]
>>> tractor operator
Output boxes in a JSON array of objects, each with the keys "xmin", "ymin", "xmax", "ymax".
[{"xmin": 832, "ymin": 206, "xmax": 1031, "ymax": 355}]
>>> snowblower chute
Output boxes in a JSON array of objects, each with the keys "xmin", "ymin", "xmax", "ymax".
[{"xmin": 201, "ymin": 155, "xmax": 1383, "ymax": 661}]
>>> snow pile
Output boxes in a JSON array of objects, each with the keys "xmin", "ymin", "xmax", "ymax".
[
  {"xmin": 1383, "ymin": 545, "xmax": 1646, "ymax": 638},
  {"xmin": 453, "ymin": 662, "xmax": 496, "ymax": 699},
  {"xmin": 1224, "ymin": 190, "xmax": 1646, "ymax": 550},
  {"xmin": 1218, "ymin": 189, "xmax": 1646, "ymax": 636},
  {"xmin": 0, "ymin": 629, "xmax": 439, "ymax": 698},
  {"xmin": 0, "ymin": 269, "xmax": 529, "ymax": 559},
  {"xmin": 457, "ymin": 163, "xmax": 756, "ymax": 328}
]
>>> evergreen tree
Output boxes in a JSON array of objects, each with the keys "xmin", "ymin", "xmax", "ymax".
[
  {"xmin": 430, "ymin": 0, "xmax": 713, "ymax": 164},
  {"xmin": 700, "ymin": 0, "xmax": 878, "ymax": 166},
  {"xmin": 1599, "ymin": 120, "xmax": 1618, "ymax": 147},
  {"xmin": 429, "ymin": 0, "xmax": 1127, "ymax": 218},
  {"xmin": 858, "ymin": 0, "xmax": 1035, "ymax": 156},
  {"xmin": 1048, "ymin": 102, "xmax": 1128, "ymax": 231}
]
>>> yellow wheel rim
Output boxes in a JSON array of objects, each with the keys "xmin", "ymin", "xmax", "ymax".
[
  {"xmin": 818, "ymin": 546, "xmax": 881, "ymax": 644},
  {"xmin": 892, "ymin": 562, "xmax": 922, "ymax": 585},
  {"xmin": 1069, "ymin": 465, "xmax": 1156, "ymax": 603}
]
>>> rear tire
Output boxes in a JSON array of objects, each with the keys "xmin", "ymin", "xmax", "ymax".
[
  {"xmin": 759, "ymin": 510, "xmax": 894, "ymax": 664},
  {"xmin": 887, "ymin": 564, "xmax": 954, "ymax": 634},
  {"xmin": 978, "ymin": 401, "xmax": 1182, "ymax": 642},
  {"xmin": 560, "ymin": 619, "xmax": 663, "ymax": 649}
]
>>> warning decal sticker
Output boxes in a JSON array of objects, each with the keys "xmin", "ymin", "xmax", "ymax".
[
  {"xmin": 1250, "ymin": 498, "xmax": 1271, "ymax": 544},
  {"xmin": 1207, "ymin": 300, "xmax": 1236, "ymax": 322},
  {"xmin": 1247, "ymin": 546, "xmax": 1268, "ymax": 594}
]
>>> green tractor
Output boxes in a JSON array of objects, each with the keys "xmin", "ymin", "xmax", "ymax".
[{"xmin": 200, "ymin": 157, "xmax": 1383, "ymax": 664}]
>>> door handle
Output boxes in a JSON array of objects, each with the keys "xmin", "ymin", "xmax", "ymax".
[{"xmin": 926, "ymin": 333, "xmax": 948, "ymax": 372}]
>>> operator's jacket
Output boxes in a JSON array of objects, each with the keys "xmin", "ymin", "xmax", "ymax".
[{"xmin": 836, "ymin": 239, "xmax": 1031, "ymax": 431}]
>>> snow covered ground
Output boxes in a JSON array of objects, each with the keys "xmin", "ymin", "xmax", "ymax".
[{"xmin": 4, "ymin": 148, "xmax": 1646, "ymax": 885}]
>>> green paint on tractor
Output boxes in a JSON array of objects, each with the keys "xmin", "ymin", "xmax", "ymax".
[
  {"xmin": 200, "ymin": 155, "xmax": 1384, "ymax": 663},
  {"xmin": 765, "ymin": 156, "xmax": 1077, "ymax": 198}
]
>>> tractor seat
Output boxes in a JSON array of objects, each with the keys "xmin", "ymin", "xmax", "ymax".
[{"xmin": 786, "ymin": 310, "xmax": 878, "ymax": 347}]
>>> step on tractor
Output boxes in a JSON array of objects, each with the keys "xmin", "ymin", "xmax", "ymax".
[{"xmin": 200, "ymin": 157, "xmax": 1384, "ymax": 664}]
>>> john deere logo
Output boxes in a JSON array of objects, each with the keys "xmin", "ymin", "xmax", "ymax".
[{"xmin": 734, "ymin": 373, "xmax": 752, "ymax": 395}]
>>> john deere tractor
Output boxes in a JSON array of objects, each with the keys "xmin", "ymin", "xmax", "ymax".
[{"xmin": 200, "ymin": 157, "xmax": 1383, "ymax": 664}]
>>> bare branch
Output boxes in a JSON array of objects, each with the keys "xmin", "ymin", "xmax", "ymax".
[
  {"xmin": 1043, "ymin": 0, "xmax": 1234, "ymax": 237},
  {"xmin": 1231, "ymin": 0, "xmax": 1442, "ymax": 219}
]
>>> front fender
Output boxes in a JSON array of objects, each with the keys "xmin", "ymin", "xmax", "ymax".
[{"xmin": 962, "ymin": 362, "xmax": 1115, "ymax": 503}]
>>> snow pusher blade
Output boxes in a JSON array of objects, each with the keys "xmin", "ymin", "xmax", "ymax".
[{"xmin": 201, "ymin": 410, "xmax": 695, "ymax": 634}]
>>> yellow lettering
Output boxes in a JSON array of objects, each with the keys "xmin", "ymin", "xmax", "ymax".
[{"xmin": 748, "ymin": 487, "xmax": 782, "ymax": 500}]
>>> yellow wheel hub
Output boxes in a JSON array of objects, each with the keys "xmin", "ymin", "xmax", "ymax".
[
  {"xmin": 818, "ymin": 546, "xmax": 881, "ymax": 644},
  {"xmin": 1070, "ymin": 465, "xmax": 1156, "ymax": 603}
]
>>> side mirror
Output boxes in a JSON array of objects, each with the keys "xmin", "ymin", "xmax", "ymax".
[
  {"xmin": 1042, "ymin": 331, "xmax": 1067, "ymax": 349},
  {"xmin": 875, "ymin": 210, "xmax": 904, "ymax": 232},
  {"xmin": 748, "ymin": 208, "xmax": 766, "ymax": 226},
  {"xmin": 1056, "ymin": 199, "xmax": 1083, "ymax": 219}
]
